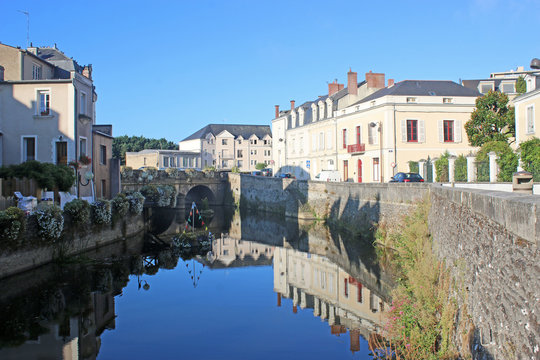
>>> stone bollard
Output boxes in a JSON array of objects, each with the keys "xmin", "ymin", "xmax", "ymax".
[
  {"xmin": 448, "ymin": 156, "xmax": 456, "ymax": 183},
  {"xmin": 488, "ymin": 152, "xmax": 498, "ymax": 183},
  {"xmin": 467, "ymin": 156, "xmax": 476, "ymax": 182},
  {"xmin": 512, "ymin": 171, "xmax": 533, "ymax": 194}
]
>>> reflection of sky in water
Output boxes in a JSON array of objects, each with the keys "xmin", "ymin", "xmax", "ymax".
[{"xmin": 98, "ymin": 257, "xmax": 375, "ymax": 359}]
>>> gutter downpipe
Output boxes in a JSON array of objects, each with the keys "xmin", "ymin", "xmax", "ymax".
[
  {"xmin": 393, "ymin": 104, "xmax": 397, "ymax": 176},
  {"xmin": 73, "ymin": 77, "xmax": 79, "ymax": 198}
]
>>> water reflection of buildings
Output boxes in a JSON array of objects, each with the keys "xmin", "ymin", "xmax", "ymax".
[
  {"xmin": 205, "ymin": 232, "xmax": 275, "ymax": 268},
  {"xmin": 273, "ymin": 247, "xmax": 386, "ymax": 354},
  {"xmin": 0, "ymin": 290, "xmax": 116, "ymax": 360}
]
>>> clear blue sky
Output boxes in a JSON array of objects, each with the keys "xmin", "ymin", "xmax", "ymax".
[{"xmin": 2, "ymin": 0, "xmax": 539, "ymax": 142}]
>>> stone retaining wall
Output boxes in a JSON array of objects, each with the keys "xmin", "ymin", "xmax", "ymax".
[
  {"xmin": 429, "ymin": 186, "xmax": 539, "ymax": 359},
  {"xmin": 0, "ymin": 215, "xmax": 145, "ymax": 279},
  {"xmin": 230, "ymin": 174, "xmax": 539, "ymax": 359}
]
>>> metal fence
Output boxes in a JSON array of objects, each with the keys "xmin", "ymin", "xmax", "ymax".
[
  {"xmin": 476, "ymin": 161, "xmax": 490, "ymax": 182},
  {"xmin": 0, "ymin": 196, "xmax": 15, "ymax": 211}
]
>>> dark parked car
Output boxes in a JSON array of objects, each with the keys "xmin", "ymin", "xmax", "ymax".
[
  {"xmin": 278, "ymin": 173, "xmax": 295, "ymax": 179},
  {"xmin": 251, "ymin": 170, "xmax": 262, "ymax": 176},
  {"xmin": 261, "ymin": 168, "xmax": 273, "ymax": 177},
  {"xmin": 390, "ymin": 172, "xmax": 424, "ymax": 183}
]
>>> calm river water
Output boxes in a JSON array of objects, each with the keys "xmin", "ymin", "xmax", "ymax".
[{"xmin": 0, "ymin": 207, "xmax": 393, "ymax": 359}]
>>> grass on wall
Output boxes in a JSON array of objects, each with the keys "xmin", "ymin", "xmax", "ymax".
[{"xmin": 371, "ymin": 199, "xmax": 464, "ymax": 360}]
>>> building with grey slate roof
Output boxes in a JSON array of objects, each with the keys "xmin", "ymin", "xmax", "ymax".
[
  {"xmin": 461, "ymin": 66, "xmax": 540, "ymax": 100},
  {"xmin": 179, "ymin": 124, "xmax": 272, "ymax": 172},
  {"xmin": 0, "ymin": 42, "xmax": 114, "ymax": 200},
  {"xmin": 272, "ymin": 69, "xmax": 482, "ymax": 183}
]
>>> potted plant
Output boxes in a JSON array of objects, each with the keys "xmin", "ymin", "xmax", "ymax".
[{"xmin": 79, "ymin": 155, "xmax": 91, "ymax": 166}]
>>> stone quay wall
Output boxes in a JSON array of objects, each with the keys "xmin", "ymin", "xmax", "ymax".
[
  {"xmin": 429, "ymin": 186, "xmax": 539, "ymax": 359},
  {"xmin": 230, "ymin": 174, "xmax": 539, "ymax": 359},
  {"xmin": 0, "ymin": 215, "xmax": 145, "ymax": 279}
]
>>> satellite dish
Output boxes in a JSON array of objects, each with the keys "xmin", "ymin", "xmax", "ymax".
[{"xmin": 531, "ymin": 58, "xmax": 540, "ymax": 70}]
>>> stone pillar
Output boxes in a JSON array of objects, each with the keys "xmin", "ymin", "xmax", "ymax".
[
  {"xmin": 418, "ymin": 159, "xmax": 426, "ymax": 178},
  {"xmin": 467, "ymin": 156, "xmax": 476, "ymax": 182},
  {"xmin": 448, "ymin": 156, "xmax": 456, "ymax": 183},
  {"xmin": 488, "ymin": 152, "xmax": 498, "ymax": 183},
  {"xmin": 300, "ymin": 291, "xmax": 307, "ymax": 309},
  {"xmin": 432, "ymin": 157, "xmax": 438, "ymax": 182}
]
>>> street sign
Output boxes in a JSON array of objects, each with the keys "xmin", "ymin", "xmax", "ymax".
[{"xmin": 306, "ymin": 160, "xmax": 310, "ymax": 168}]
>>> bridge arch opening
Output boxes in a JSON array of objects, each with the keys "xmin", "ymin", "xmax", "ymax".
[{"xmin": 184, "ymin": 185, "xmax": 216, "ymax": 209}]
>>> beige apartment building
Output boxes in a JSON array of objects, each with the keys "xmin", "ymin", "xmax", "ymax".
[
  {"xmin": 514, "ymin": 88, "xmax": 539, "ymax": 146},
  {"xmin": 125, "ymin": 149, "xmax": 200, "ymax": 170},
  {"xmin": 273, "ymin": 69, "xmax": 481, "ymax": 182},
  {"xmin": 0, "ymin": 43, "xmax": 111, "ymax": 198},
  {"xmin": 180, "ymin": 124, "xmax": 272, "ymax": 171}
]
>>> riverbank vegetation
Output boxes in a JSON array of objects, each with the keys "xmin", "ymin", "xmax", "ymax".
[
  {"xmin": 0, "ymin": 190, "xmax": 146, "ymax": 253},
  {"xmin": 372, "ymin": 199, "xmax": 467, "ymax": 360}
]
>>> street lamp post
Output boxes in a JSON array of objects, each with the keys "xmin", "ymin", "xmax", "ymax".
[{"xmin": 369, "ymin": 122, "xmax": 383, "ymax": 183}]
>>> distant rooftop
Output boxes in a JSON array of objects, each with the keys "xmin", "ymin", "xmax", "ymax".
[{"xmin": 181, "ymin": 124, "xmax": 271, "ymax": 142}]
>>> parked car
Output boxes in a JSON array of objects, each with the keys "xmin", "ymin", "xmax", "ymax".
[
  {"xmin": 278, "ymin": 173, "xmax": 295, "ymax": 179},
  {"xmin": 251, "ymin": 170, "xmax": 262, "ymax": 176},
  {"xmin": 261, "ymin": 168, "xmax": 273, "ymax": 177},
  {"xmin": 389, "ymin": 172, "xmax": 424, "ymax": 183},
  {"xmin": 314, "ymin": 170, "xmax": 341, "ymax": 182}
]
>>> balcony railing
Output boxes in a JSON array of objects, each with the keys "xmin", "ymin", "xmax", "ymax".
[{"xmin": 347, "ymin": 143, "xmax": 365, "ymax": 154}]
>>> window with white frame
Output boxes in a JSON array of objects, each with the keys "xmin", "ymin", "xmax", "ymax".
[
  {"xmin": 80, "ymin": 92, "xmax": 87, "ymax": 115},
  {"xmin": 319, "ymin": 132, "xmax": 324, "ymax": 150},
  {"xmin": 479, "ymin": 82, "xmax": 494, "ymax": 94},
  {"xmin": 32, "ymin": 64, "xmax": 42, "ymax": 80},
  {"xmin": 22, "ymin": 136, "xmax": 36, "ymax": 162},
  {"xmin": 326, "ymin": 131, "xmax": 332, "ymax": 149},
  {"xmin": 163, "ymin": 157, "xmax": 169, "ymax": 167},
  {"xmin": 527, "ymin": 105, "xmax": 535, "ymax": 134},
  {"xmin": 37, "ymin": 90, "xmax": 50, "ymax": 116},
  {"xmin": 312, "ymin": 134, "xmax": 317, "ymax": 151},
  {"xmin": 406, "ymin": 97, "xmax": 416, "ymax": 103},
  {"xmin": 222, "ymin": 139, "xmax": 228, "ymax": 145},
  {"xmin": 368, "ymin": 125, "xmax": 378, "ymax": 145}
]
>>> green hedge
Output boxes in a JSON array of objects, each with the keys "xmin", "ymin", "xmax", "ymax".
[{"xmin": 0, "ymin": 161, "xmax": 75, "ymax": 191}]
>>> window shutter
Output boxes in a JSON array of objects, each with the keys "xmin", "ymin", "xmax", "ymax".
[
  {"xmin": 401, "ymin": 120, "xmax": 407, "ymax": 142},
  {"xmin": 312, "ymin": 134, "xmax": 316, "ymax": 151},
  {"xmin": 438, "ymin": 120, "xmax": 443, "ymax": 143},
  {"xmin": 419, "ymin": 120, "xmax": 425, "ymax": 143},
  {"xmin": 454, "ymin": 120, "xmax": 462, "ymax": 143}
]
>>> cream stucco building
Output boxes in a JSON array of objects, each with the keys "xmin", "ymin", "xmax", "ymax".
[
  {"xmin": 273, "ymin": 69, "xmax": 481, "ymax": 182},
  {"xmin": 514, "ymin": 88, "xmax": 539, "ymax": 148},
  {"xmin": 180, "ymin": 124, "xmax": 272, "ymax": 171},
  {"xmin": 0, "ymin": 43, "xmax": 114, "ymax": 198},
  {"xmin": 125, "ymin": 149, "xmax": 200, "ymax": 170}
]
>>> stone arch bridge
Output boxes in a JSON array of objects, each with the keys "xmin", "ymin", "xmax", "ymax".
[{"xmin": 121, "ymin": 170, "xmax": 230, "ymax": 209}]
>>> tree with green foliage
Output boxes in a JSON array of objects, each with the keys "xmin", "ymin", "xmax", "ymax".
[
  {"xmin": 476, "ymin": 141, "xmax": 518, "ymax": 182},
  {"xmin": 0, "ymin": 161, "xmax": 75, "ymax": 191},
  {"xmin": 255, "ymin": 163, "xmax": 267, "ymax": 170},
  {"xmin": 113, "ymin": 135, "xmax": 177, "ymax": 164},
  {"xmin": 516, "ymin": 76, "xmax": 526, "ymax": 94},
  {"xmin": 519, "ymin": 137, "xmax": 540, "ymax": 181},
  {"xmin": 465, "ymin": 91, "xmax": 515, "ymax": 147},
  {"xmin": 408, "ymin": 161, "xmax": 419, "ymax": 173}
]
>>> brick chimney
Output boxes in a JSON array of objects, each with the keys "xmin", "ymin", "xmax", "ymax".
[
  {"xmin": 0, "ymin": 66, "xmax": 4, "ymax": 82},
  {"xmin": 348, "ymin": 69, "xmax": 358, "ymax": 95},
  {"xmin": 328, "ymin": 80, "xmax": 344, "ymax": 96},
  {"xmin": 366, "ymin": 71, "xmax": 385, "ymax": 89},
  {"xmin": 82, "ymin": 64, "xmax": 92, "ymax": 80},
  {"xmin": 290, "ymin": 100, "xmax": 295, "ymax": 111},
  {"xmin": 388, "ymin": 79, "xmax": 394, "ymax": 87},
  {"xmin": 275, "ymin": 105, "xmax": 280, "ymax": 118}
]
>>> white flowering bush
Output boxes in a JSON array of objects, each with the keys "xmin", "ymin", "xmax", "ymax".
[
  {"xmin": 35, "ymin": 205, "xmax": 64, "ymax": 241},
  {"xmin": 126, "ymin": 191, "xmax": 145, "ymax": 214},
  {"xmin": 63, "ymin": 199, "xmax": 91, "ymax": 225},
  {"xmin": 112, "ymin": 193, "xmax": 130, "ymax": 217},
  {"xmin": 120, "ymin": 166, "xmax": 133, "ymax": 179},
  {"xmin": 165, "ymin": 167, "xmax": 179, "ymax": 177},
  {"xmin": 91, "ymin": 200, "xmax": 112, "ymax": 225},
  {"xmin": 140, "ymin": 185, "xmax": 176, "ymax": 207}
]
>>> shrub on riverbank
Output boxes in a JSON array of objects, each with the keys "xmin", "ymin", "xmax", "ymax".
[
  {"xmin": 126, "ymin": 191, "xmax": 145, "ymax": 214},
  {"xmin": 140, "ymin": 185, "xmax": 176, "ymax": 207},
  {"xmin": 0, "ymin": 207, "xmax": 26, "ymax": 247},
  {"xmin": 91, "ymin": 200, "xmax": 112, "ymax": 225},
  {"xmin": 63, "ymin": 199, "xmax": 91, "ymax": 225},
  {"xmin": 372, "ymin": 199, "xmax": 460, "ymax": 359}
]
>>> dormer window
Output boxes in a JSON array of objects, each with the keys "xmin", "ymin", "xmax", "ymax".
[
  {"xmin": 406, "ymin": 97, "xmax": 416, "ymax": 103},
  {"xmin": 479, "ymin": 82, "xmax": 494, "ymax": 94},
  {"xmin": 501, "ymin": 82, "xmax": 515, "ymax": 94},
  {"xmin": 319, "ymin": 103, "xmax": 325, "ymax": 120},
  {"xmin": 443, "ymin": 98, "xmax": 453, "ymax": 104},
  {"xmin": 250, "ymin": 139, "xmax": 258, "ymax": 145},
  {"xmin": 32, "ymin": 63, "xmax": 42, "ymax": 80},
  {"xmin": 222, "ymin": 139, "xmax": 228, "ymax": 145}
]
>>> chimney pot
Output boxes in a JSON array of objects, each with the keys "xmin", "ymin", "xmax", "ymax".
[
  {"xmin": 290, "ymin": 100, "xmax": 295, "ymax": 111},
  {"xmin": 388, "ymin": 79, "xmax": 394, "ymax": 87},
  {"xmin": 275, "ymin": 105, "xmax": 280, "ymax": 118},
  {"xmin": 348, "ymin": 69, "xmax": 358, "ymax": 96}
]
